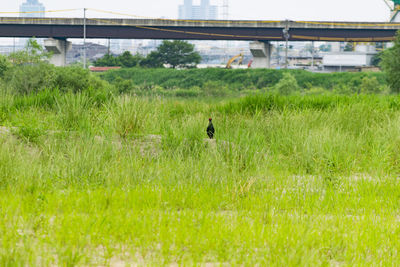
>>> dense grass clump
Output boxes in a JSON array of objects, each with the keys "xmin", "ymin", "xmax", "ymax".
[
  {"xmin": 221, "ymin": 93, "xmax": 400, "ymax": 114},
  {"xmin": 1, "ymin": 89, "xmax": 400, "ymax": 265}
]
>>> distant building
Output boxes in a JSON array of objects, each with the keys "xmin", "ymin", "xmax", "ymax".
[
  {"xmin": 179, "ymin": 0, "xmax": 218, "ymax": 20},
  {"xmin": 322, "ymin": 45, "xmax": 377, "ymax": 72},
  {"xmin": 19, "ymin": 0, "xmax": 45, "ymax": 18},
  {"xmin": 19, "ymin": 0, "xmax": 45, "ymax": 47}
]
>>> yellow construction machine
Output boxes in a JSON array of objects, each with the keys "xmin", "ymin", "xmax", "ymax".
[{"xmin": 226, "ymin": 53, "xmax": 244, "ymax": 69}]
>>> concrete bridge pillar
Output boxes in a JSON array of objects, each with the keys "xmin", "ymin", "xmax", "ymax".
[
  {"xmin": 44, "ymin": 38, "xmax": 72, "ymax": 66},
  {"xmin": 249, "ymin": 41, "xmax": 272, "ymax": 68}
]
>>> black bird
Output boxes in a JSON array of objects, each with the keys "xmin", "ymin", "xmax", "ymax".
[{"xmin": 207, "ymin": 118, "xmax": 215, "ymax": 139}]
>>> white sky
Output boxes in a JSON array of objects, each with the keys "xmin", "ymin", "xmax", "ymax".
[{"xmin": 1, "ymin": 0, "xmax": 393, "ymax": 22}]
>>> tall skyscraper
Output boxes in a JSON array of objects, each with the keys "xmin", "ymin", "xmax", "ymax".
[
  {"xmin": 178, "ymin": 0, "xmax": 218, "ymax": 20},
  {"xmin": 19, "ymin": 0, "xmax": 45, "ymax": 18}
]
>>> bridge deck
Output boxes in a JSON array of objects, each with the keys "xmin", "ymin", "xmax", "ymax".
[{"xmin": 0, "ymin": 17, "xmax": 399, "ymax": 41}]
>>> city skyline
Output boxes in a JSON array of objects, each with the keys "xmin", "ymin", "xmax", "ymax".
[
  {"xmin": 19, "ymin": 0, "xmax": 46, "ymax": 46},
  {"xmin": 179, "ymin": 0, "xmax": 218, "ymax": 20},
  {"xmin": 1, "ymin": 0, "xmax": 391, "ymax": 22},
  {"xmin": 19, "ymin": 0, "xmax": 45, "ymax": 18}
]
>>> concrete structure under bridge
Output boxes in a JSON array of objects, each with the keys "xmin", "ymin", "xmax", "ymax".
[{"xmin": 0, "ymin": 17, "xmax": 399, "ymax": 67}]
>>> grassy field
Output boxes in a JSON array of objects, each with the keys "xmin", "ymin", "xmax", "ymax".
[{"xmin": 2, "ymin": 90, "xmax": 400, "ymax": 265}]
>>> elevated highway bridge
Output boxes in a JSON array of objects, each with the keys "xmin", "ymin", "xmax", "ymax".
[
  {"xmin": 2, "ymin": 17, "xmax": 399, "ymax": 66},
  {"xmin": 1, "ymin": 17, "xmax": 399, "ymax": 41}
]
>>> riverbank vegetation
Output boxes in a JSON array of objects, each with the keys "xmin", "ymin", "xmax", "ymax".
[
  {"xmin": 2, "ymin": 88, "xmax": 400, "ymax": 265},
  {"xmin": 2, "ymin": 39, "xmax": 400, "ymax": 265}
]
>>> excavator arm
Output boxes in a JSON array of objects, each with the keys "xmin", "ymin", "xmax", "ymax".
[{"xmin": 226, "ymin": 53, "xmax": 244, "ymax": 69}]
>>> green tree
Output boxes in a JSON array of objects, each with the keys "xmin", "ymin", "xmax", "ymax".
[
  {"xmin": 140, "ymin": 51, "xmax": 164, "ymax": 68},
  {"xmin": 94, "ymin": 51, "xmax": 144, "ymax": 68},
  {"xmin": 93, "ymin": 54, "xmax": 120, "ymax": 67},
  {"xmin": 380, "ymin": 31, "xmax": 400, "ymax": 93},
  {"xmin": 9, "ymin": 38, "xmax": 51, "ymax": 65},
  {"xmin": 153, "ymin": 40, "xmax": 201, "ymax": 69},
  {"xmin": 118, "ymin": 51, "xmax": 143, "ymax": 68}
]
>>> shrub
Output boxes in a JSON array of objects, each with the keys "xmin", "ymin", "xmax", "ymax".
[
  {"xmin": 115, "ymin": 78, "xmax": 134, "ymax": 94},
  {"xmin": 54, "ymin": 67, "xmax": 91, "ymax": 93},
  {"xmin": 3, "ymin": 64, "xmax": 109, "ymax": 95},
  {"xmin": 360, "ymin": 76, "xmax": 381, "ymax": 94},
  {"xmin": 274, "ymin": 72, "xmax": 299, "ymax": 95},
  {"xmin": 55, "ymin": 66, "xmax": 109, "ymax": 93},
  {"xmin": 4, "ymin": 63, "xmax": 57, "ymax": 94},
  {"xmin": 0, "ymin": 55, "xmax": 11, "ymax": 77}
]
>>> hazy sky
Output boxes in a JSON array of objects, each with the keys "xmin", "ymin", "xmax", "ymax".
[{"xmin": 1, "ymin": 0, "xmax": 393, "ymax": 22}]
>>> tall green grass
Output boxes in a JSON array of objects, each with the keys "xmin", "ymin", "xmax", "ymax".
[{"xmin": 1, "ymin": 91, "xmax": 400, "ymax": 265}]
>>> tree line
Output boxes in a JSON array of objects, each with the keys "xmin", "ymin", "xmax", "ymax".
[{"xmin": 93, "ymin": 40, "xmax": 201, "ymax": 69}]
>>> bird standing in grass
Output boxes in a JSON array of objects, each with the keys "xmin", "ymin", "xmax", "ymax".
[{"xmin": 207, "ymin": 118, "xmax": 215, "ymax": 139}]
